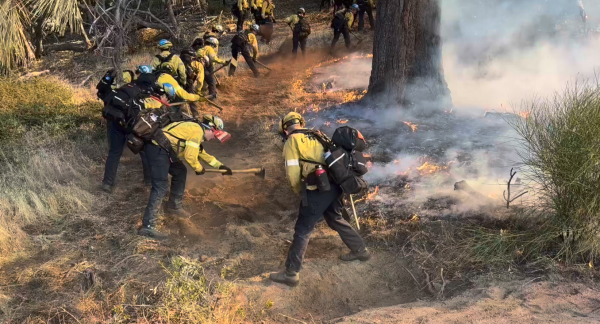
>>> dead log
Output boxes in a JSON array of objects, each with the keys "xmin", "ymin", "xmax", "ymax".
[
  {"xmin": 44, "ymin": 42, "xmax": 89, "ymax": 53},
  {"xmin": 19, "ymin": 70, "xmax": 50, "ymax": 80}
]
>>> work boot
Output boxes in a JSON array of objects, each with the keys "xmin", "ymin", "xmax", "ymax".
[
  {"xmin": 102, "ymin": 183, "xmax": 113, "ymax": 193},
  {"xmin": 138, "ymin": 225, "xmax": 168, "ymax": 240},
  {"xmin": 164, "ymin": 204, "xmax": 192, "ymax": 219},
  {"xmin": 253, "ymin": 72, "xmax": 260, "ymax": 78},
  {"xmin": 269, "ymin": 269, "xmax": 299, "ymax": 287},
  {"xmin": 340, "ymin": 249, "xmax": 371, "ymax": 262},
  {"xmin": 143, "ymin": 179, "xmax": 152, "ymax": 188}
]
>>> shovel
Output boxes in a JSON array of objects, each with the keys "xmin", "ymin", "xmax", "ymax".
[
  {"xmin": 350, "ymin": 31, "xmax": 364, "ymax": 45},
  {"xmin": 200, "ymin": 96, "xmax": 224, "ymax": 112},
  {"xmin": 349, "ymin": 194, "xmax": 360, "ymax": 230},
  {"xmin": 255, "ymin": 60, "xmax": 272, "ymax": 71},
  {"xmin": 205, "ymin": 168, "xmax": 266, "ymax": 179}
]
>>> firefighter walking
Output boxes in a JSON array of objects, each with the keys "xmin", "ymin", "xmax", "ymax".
[
  {"xmin": 330, "ymin": 4, "xmax": 358, "ymax": 54},
  {"xmin": 138, "ymin": 115, "xmax": 233, "ymax": 239},
  {"xmin": 269, "ymin": 112, "xmax": 370, "ymax": 287},
  {"xmin": 229, "ymin": 25, "xmax": 260, "ymax": 78},
  {"xmin": 285, "ymin": 8, "xmax": 310, "ymax": 60}
]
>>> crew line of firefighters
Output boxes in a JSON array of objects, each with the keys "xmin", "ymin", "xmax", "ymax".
[{"xmin": 99, "ymin": 3, "xmax": 374, "ymax": 287}]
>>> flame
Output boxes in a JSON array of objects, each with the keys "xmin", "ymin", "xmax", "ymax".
[
  {"xmin": 416, "ymin": 161, "xmax": 446, "ymax": 176},
  {"xmin": 366, "ymin": 186, "xmax": 379, "ymax": 201},
  {"xmin": 324, "ymin": 121, "xmax": 331, "ymax": 127},
  {"xmin": 403, "ymin": 121, "xmax": 418, "ymax": 132},
  {"xmin": 337, "ymin": 119, "xmax": 349, "ymax": 124},
  {"xmin": 366, "ymin": 54, "xmax": 373, "ymax": 58},
  {"xmin": 519, "ymin": 111, "xmax": 531, "ymax": 119}
]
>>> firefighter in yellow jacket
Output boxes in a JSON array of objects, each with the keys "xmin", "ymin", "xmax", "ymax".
[
  {"xmin": 180, "ymin": 50, "xmax": 207, "ymax": 117},
  {"xmin": 251, "ymin": 0, "xmax": 263, "ymax": 23},
  {"xmin": 330, "ymin": 4, "xmax": 358, "ymax": 54},
  {"xmin": 229, "ymin": 25, "xmax": 260, "ymax": 77},
  {"xmin": 269, "ymin": 112, "xmax": 369, "ymax": 287},
  {"xmin": 233, "ymin": 0, "xmax": 250, "ymax": 32},
  {"xmin": 139, "ymin": 115, "xmax": 233, "ymax": 239},
  {"xmin": 196, "ymin": 37, "xmax": 229, "ymax": 100},
  {"xmin": 152, "ymin": 39, "xmax": 187, "ymax": 86}
]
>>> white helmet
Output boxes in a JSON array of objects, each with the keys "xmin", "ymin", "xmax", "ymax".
[
  {"xmin": 206, "ymin": 37, "xmax": 219, "ymax": 48},
  {"xmin": 251, "ymin": 24, "xmax": 260, "ymax": 33}
]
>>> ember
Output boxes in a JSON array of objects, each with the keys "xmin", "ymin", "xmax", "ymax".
[
  {"xmin": 337, "ymin": 119, "xmax": 349, "ymax": 124},
  {"xmin": 417, "ymin": 161, "xmax": 446, "ymax": 176},
  {"xmin": 403, "ymin": 121, "xmax": 418, "ymax": 132},
  {"xmin": 324, "ymin": 121, "xmax": 331, "ymax": 127},
  {"xmin": 366, "ymin": 186, "xmax": 379, "ymax": 201}
]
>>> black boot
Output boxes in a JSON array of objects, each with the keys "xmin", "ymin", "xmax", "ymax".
[
  {"xmin": 138, "ymin": 225, "xmax": 168, "ymax": 240},
  {"xmin": 269, "ymin": 269, "xmax": 299, "ymax": 287},
  {"xmin": 164, "ymin": 202, "xmax": 192, "ymax": 219},
  {"xmin": 340, "ymin": 249, "xmax": 371, "ymax": 262},
  {"xmin": 102, "ymin": 183, "xmax": 113, "ymax": 193}
]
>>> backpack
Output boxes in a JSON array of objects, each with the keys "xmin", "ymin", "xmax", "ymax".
[
  {"xmin": 292, "ymin": 126, "xmax": 369, "ymax": 195},
  {"xmin": 294, "ymin": 17, "xmax": 312, "ymax": 38},
  {"xmin": 102, "ymin": 74, "xmax": 159, "ymax": 129},
  {"xmin": 127, "ymin": 109, "xmax": 194, "ymax": 162},
  {"xmin": 231, "ymin": 31, "xmax": 250, "ymax": 48},
  {"xmin": 155, "ymin": 53, "xmax": 176, "ymax": 76}
]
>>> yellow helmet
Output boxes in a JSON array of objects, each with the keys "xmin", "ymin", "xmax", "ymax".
[
  {"xmin": 279, "ymin": 112, "xmax": 305, "ymax": 134},
  {"xmin": 201, "ymin": 114, "xmax": 224, "ymax": 130}
]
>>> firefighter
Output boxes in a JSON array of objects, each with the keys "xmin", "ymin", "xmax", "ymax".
[
  {"xmin": 269, "ymin": 112, "xmax": 370, "ymax": 286},
  {"xmin": 196, "ymin": 37, "xmax": 230, "ymax": 100},
  {"xmin": 251, "ymin": 0, "xmax": 263, "ymax": 23},
  {"xmin": 151, "ymin": 39, "xmax": 187, "ymax": 87},
  {"xmin": 138, "ymin": 115, "xmax": 233, "ymax": 239},
  {"xmin": 96, "ymin": 69, "xmax": 136, "ymax": 101},
  {"xmin": 356, "ymin": 0, "xmax": 375, "ymax": 31},
  {"xmin": 285, "ymin": 8, "xmax": 310, "ymax": 60},
  {"xmin": 261, "ymin": 0, "xmax": 275, "ymax": 23},
  {"xmin": 229, "ymin": 25, "xmax": 260, "ymax": 78},
  {"xmin": 233, "ymin": 0, "xmax": 250, "ymax": 32},
  {"xmin": 101, "ymin": 65, "xmax": 163, "ymax": 193},
  {"xmin": 330, "ymin": 4, "xmax": 357, "ymax": 54},
  {"xmin": 180, "ymin": 50, "xmax": 207, "ymax": 117}
]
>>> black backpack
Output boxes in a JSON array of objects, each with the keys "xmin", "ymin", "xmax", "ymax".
[
  {"xmin": 102, "ymin": 73, "xmax": 159, "ymax": 129},
  {"xmin": 155, "ymin": 53, "xmax": 176, "ymax": 75},
  {"xmin": 294, "ymin": 17, "xmax": 312, "ymax": 38},
  {"xmin": 96, "ymin": 69, "xmax": 133, "ymax": 102},
  {"xmin": 293, "ymin": 126, "xmax": 369, "ymax": 195},
  {"xmin": 231, "ymin": 31, "xmax": 250, "ymax": 48}
]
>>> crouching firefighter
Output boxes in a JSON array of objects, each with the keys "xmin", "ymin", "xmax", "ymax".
[
  {"xmin": 138, "ymin": 115, "xmax": 233, "ymax": 239},
  {"xmin": 229, "ymin": 25, "xmax": 260, "ymax": 78},
  {"xmin": 269, "ymin": 112, "xmax": 370, "ymax": 287},
  {"xmin": 100, "ymin": 66, "xmax": 164, "ymax": 193}
]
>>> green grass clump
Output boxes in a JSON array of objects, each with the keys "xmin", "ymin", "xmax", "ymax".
[{"xmin": 505, "ymin": 80, "xmax": 600, "ymax": 263}]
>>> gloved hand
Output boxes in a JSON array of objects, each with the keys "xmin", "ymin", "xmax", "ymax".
[
  {"xmin": 196, "ymin": 168, "xmax": 205, "ymax": 175},
  {"xmin": 219, "ymin": 165, "xmax": 233, "ymax": 176},
  {"xmin": 225, "ymin": 59, "xmax": 231, "ymax": 66},
  {"xmin": 252, "ymin": 57, "xmax": 257, "ymax": 62}
]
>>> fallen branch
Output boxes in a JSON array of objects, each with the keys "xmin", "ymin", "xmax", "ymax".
[
  {"xmin": 78, "ymin": 74, "xmax": 95, "ymax": 87},
  {"xmin": 19, "ymin": 70, "xmax": 50, "ymax": 80}
]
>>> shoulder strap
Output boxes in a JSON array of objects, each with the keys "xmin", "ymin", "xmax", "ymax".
[{"xmin": 156, "ymin": 53, "xmax": 175, "ymax": 64}]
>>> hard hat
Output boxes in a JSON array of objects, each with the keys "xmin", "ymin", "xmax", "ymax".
[
  {"xmin": 251, "ymin": 24, "xmax": 260, "ymax": 32},
  {"xmin": 280, "ymin": 112, "xmax": 305, "ymax": 133},
  {"xmin": 206, "ymin": 37, "xmax": 219, "ymax": 48},
  {"xmin": 157, "ymin": 39, "xmax": 173, "ymax": 50},
  {"xmin": 201, "ymin": 114, "xmax": 224, "ymax": 131},
  {"xmin": 298, "ymin": 8, "xmax": 306, "ymax": 15},
  {"xmin": 137, "ymin": 65, "xmax": 153, "ymax": 74},
  {"xmin": 163, "ymin": 83, "xmax": 176, "ymax": 98},
  {"xmin": 214, "ymin": 25, "xmax": 224, "ymax": 33},
  {"xmin": 350, "ymin": 4, "xmax": 359, "ymax": 10}
]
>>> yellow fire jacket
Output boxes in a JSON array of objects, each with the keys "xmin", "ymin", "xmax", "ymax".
[
  {"xmin": 283, "ymin": 129, "xmax": 326, "ymax": 194},
  {"xmin": 238, "ymin": 0, "xmax": 249, "ymax": 11},
  {"xmin": 246, "ymin": 31, "xmax": 259, "ymax": 60},
  {"xmin": 156, "ymin": 73, "xmax": 201, "ymax": 102},
  {"xmin": 196, "ymin": 46, "xmax": 226, "ymax": 66},
  {"xmin": 250, "ymin": 0, "xmax": 263, "ymax": 9},
  {"xmin": 285, "ymin": 14, "xmax": 300, "ymax": 29},
  {"xmin": 151, "ymin": 51, "xmax": 187, "ymax": 86},
  {"xmin": 163, "ymin": 121, "xmax": 223, "ymax": 173},
  {"xmin": 188, "ymin": 60, "xmax": 205, "ymax": 93},
  {"xmin": 262, "ymin": 1, "xmax": 275, "ymax": 18}
]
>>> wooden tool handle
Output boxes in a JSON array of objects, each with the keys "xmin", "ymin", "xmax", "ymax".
[{"xmin": 204, "ymin": 168, "xmax": 262, "ymax": 173}]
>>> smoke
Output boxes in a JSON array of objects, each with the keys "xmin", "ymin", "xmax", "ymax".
[{"xmin": 441, "ymin": 0, "xmax": 600, "ymax": 110}]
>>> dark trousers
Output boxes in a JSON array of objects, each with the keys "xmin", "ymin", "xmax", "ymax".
[
  {"xmin": 103, "ymin": 120, "xmax": 151, "ymax": 186},
  {"xmin": 331, "ymin": 28, "xmax": 351, "ymax": 51},
  {"xmin": 184, "ymin": 83, "xmax": 201, "ymax": 117},
  {"xmin": 231, "ymin": 45, "xmax": 259, "ymax": 76},
  {"xmin": 141, "ymin": 144, "xmax": 187, "ymax": 227},
  {"xmin": 292, "ymin": 34, "xmax": 308, "ymax": 60},
  {"xmin": 358, "ymin": 6, "xmax": 374, "ymax": 31},
  {"xmin": 285, "ymin": 185, "xmax": 366, "ymax": 272},
  {"xmin": 205, "ymin": 64, "xmax": 217, "ymax": 97},
  {"xmin": 234, "ymin": 8, "xmax": 246, "ymax": 32},
  {"xmin": 253, "ymin": 7, "xmax": 262, "ymax": 23}
]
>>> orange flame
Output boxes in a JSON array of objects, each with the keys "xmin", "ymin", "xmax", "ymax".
[
  {"xmin": 519, "ymin": 111, "xmax": 531, "ymax": 119},
  {"xmin": 337, "ymin": 119, "xmax": 349, "ymax": 124},
  {"xmin": 417, "ymin": 161, "xmax": 446, "ymax": 176},
  {"xmin": 366, "ymin": 186, "xmax": 379, "ymax": 201},
  {"xmin": 403, "ymin": 121, "xmax": 418, "ymax": 132}
]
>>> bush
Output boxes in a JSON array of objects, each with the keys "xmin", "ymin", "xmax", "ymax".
[{"xmin": 508, "ymin": 80, "xmax": 600, "ymax": 262}]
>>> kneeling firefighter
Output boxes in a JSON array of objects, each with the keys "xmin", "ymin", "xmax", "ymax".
[
  {"xmin": 269, "ymin": 112, "xmax": 370, "ymax": 287},
  {"xmin": 138, "ymin": 115, "xmax": 233, "ymax": 239}
]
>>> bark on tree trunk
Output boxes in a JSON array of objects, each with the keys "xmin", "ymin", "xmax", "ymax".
[
  {"xmin": 367, "ymin": 0, "xmax": 451, "ymax": 110},
  {"xmin": 34, "ymin": 19, "xmax": 44, "ymax": 58},
  {"xmin": 166, "ymin": 0, "xmax": 180, "ymax": 39}
]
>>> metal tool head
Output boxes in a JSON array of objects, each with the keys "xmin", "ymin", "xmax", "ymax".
[{"xmin": 255, "ymin": 168, "xmax": 266, "ymax": 179}]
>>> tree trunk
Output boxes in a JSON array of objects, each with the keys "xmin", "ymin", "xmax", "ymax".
[
  {"xmin": 34, "ymin": 19, "xmax": 44, "ymax": 58},
  {"xmin": 166, "ymin": 0, "xmax": 180, "ymax": 39},
  {"xmin": 367, "ymin": 0, "xmax": 451, "ymax": 110}
]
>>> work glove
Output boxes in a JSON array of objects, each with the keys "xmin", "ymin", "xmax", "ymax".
[
  {"xmin": 196, "ymin": 168, "xmax": 205, "ymax": 175},
  {"xmin": 224, "ymin": 59, "xmax": 231, "ymax": 66},
  {"xmin": 219, "ymin": 165, "xmax": 233, "ymax": 176}
]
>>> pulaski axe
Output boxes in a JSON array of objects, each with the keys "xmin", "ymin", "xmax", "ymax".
[
  {"xmin": 205, "ymin": 168, "xmax": 266, "ymax": 179},
  {"xmin": 228, "ymin": 57, "xmax": 239, "ymax": 76}
]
